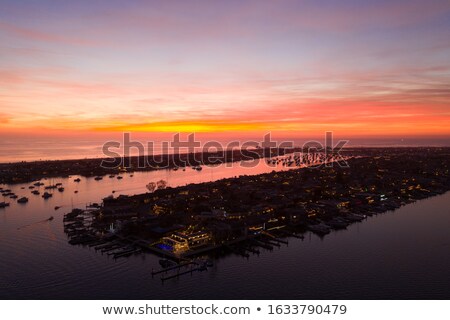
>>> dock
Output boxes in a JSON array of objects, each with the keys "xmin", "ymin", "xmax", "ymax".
[
  {"xmin": 113, "ymin": 248, "xmax": 141, "ymax": 259},
  {"xmin": 262, "ymin": 231, "xmax": 289, "ymax": 244},
  {"xmin": 243, "ymin": 246, "xmax": 260, "ymax": 255},
  {"xmin": 160, "ymin": 266, "xmax": 203, "ymax": 281},
  {"xmin": 278, "ymin": 230, "xmax": 305, "ymax": 239},
  {"xmin": 151, "ymin": 261, "xmax": 197, "ymax": 276},
  {"xmin": 251, "ymin": 239, "xmax": 273, "ymax": 250},
  {"xmin": 258, "ymin": 238, "xmax": 281, "ymax": 247}
]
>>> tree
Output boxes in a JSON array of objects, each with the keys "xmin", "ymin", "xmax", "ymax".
[
  {"xmin": 146, "ymin": 182, "xmax": 156, "ymax": 192},
  {"xmin": 156, "ymin": 179, "xmax": 167, "ymax": 190}
]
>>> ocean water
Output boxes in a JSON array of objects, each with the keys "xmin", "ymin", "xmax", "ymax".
[{"xmin": 1, "ymin": 136, "xmax": 449, "ymax": 163}]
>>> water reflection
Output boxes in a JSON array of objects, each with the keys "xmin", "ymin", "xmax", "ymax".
[{"xmin": 0, "ymin": 161, "xmax": 449, "ymax": 299}]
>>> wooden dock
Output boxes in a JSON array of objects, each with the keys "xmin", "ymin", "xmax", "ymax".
[
  {"xmin": 243, "ymin": 246, "xmax": 260, "ymax": 255},
  {"xmin": 258, "ymin": 238, "xmax": 281, "ymax": 247},
  {"xmin": 151, "ymin": 261, "xmax": 196, "ymax": 276},
  {"xmin": 251, "ymin": 239, "xmax": 273, "ymax": 250},
  {"xmin": 278, "ymin": 230, "xmax": 305, "ymax": 239},
  {"xmin": 113, "ymin": 248, "xmax": 141, "ymax": 259},
  {"xmin": 262, "ymin": 231, "xmax": 289, "ymax": 244},
  {"xmin": 160, "ymin": 266, "xmax": 203, "ymax": 281}
]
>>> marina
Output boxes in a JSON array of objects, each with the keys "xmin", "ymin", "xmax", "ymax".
[
  {"xmin": 1, "ymin": 189, "xmax": 449, "ymax": 299},
  {"xmin": 1, "ymin": 0, "xmax": 449, "ymax": 308},
  {"xmin": 0, "ymin": 150, "xmax": 449, "ymax": 299}
]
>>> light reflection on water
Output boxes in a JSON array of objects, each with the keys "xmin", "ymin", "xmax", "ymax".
[{"xmin": 0, "ymin": 162, "xmax": 449, "ymax": 299}]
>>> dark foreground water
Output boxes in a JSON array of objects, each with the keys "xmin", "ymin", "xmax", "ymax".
[{"xmin": 0, "ymin": 163, "xmax": 449, "ymax": 299}]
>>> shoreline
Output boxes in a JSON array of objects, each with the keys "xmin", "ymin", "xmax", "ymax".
[
  {"xmin": 2, "ymin": 146, "xmax": 448, "ymax": 185},
  {"xmin": 0, "ymin": 146, "xmax": 357, "ymax": 185},
  {"xmin": 62, "ymin": 148, "xmax": 449, "ymax": 261},
  {"xmin": 0, "ymin": 147, "xmax": 300, "ymax": 185}
]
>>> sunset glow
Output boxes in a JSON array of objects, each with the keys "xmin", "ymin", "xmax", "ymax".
[{"xmin": 1, "ymin": 0, "xmax": 450, "ymax": 141}]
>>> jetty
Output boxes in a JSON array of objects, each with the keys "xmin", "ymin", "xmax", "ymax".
[
  {"xmin": 160, "ymin": 265, "xmax": 204, "ymax": 281},
  {"xmin": 151, "ymin": 261, "xmax": 197, "ymax": 276}
]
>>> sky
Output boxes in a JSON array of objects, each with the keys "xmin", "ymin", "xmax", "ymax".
[{"xmin": 0, "ymin": 0, "xmax": 450, "ymax": 143}]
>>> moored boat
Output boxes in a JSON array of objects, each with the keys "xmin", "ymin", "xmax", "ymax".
[
  {"xmin": 42, "ymin": 192, "xmax": 53, "ymax": 199},
  {"xmin": 0, "ymin": 202, "xmax": 10, "ymax": 208},
  {"xmin": 308, "ymin": 223, "xmax": 331, "ymax": 235},
  {"xmin": 17, "ymin": 197, "xmax": 29, "ymax": 204}
]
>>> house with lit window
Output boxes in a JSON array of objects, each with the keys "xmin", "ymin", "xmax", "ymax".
[{"xmin": 161, "ymin": 230, "xmax": 211, "ymax": 254}]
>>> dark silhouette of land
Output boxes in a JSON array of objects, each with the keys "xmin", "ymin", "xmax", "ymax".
[
  {"xmin": 62, "ymin": 147, "xmax": 450, "ymax": 259},
  {"xmin": 0, "ymin": 147, "xmax": 302, "ymax": 184}
]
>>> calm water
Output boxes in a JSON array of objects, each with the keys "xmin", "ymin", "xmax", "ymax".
[
  {"xmin": 0, "ymin": 162, "xmax": 449, "ymax": 299},
  {"xmin": 1, "ymin": 137, "xmax": 449, "ymax": 162}
]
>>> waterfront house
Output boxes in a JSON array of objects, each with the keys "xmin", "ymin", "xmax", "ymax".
[{"xmin": 162, "ymin": 230, "xmax": 212, "ymax": 254}]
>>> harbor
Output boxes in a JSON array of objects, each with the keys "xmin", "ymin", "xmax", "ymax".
[
  {"xmin": 0, "ymin": 148, "xmax": 449, "ymax": 298},
  {"xmin": 1, "ymin": 189, "xmax": 449, "ymax": 299},
  {"xmin": 51, "ymin": 149, "xmax": 448, "ymax": 274}
]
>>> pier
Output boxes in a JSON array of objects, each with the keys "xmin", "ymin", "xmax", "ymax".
[
  {"xmin": 151, "ymin": 261, "xmax": 197, "ymax": 276},
  {"xmin": 262, "ymin": 231, "xmax": 289, "ymax": 244},
  {"xmin": 258, "ymin": 238, "xmax": 281, "ymax": 247},
  {"xmin": 243, "ymin": 246, "xmax": 260, "ymax": 255},
  {"xmin": 160, "ymin": 265, "xmax": 204, "ymax": 281},
  {"xmin": 251, "ymin": 239, "xmax": 274, "ymax": 250}
]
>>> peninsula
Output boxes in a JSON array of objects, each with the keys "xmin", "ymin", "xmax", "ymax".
[{"xmin": 62, "ymin": 147, "xmax": 450, "ymax": 260}]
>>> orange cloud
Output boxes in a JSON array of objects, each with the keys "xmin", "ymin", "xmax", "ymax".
[
  {"xmin": 0, "ymin": 113, "xmax": 10, "ymax": 124},
  {"xmin": 90, "ymin": 111, "xmax": 450, "ymax": 137}
]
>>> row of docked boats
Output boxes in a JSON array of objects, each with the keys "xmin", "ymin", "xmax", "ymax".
[
  {"xmin": 267, "ymin": 153, "xmax": 352, "ymax": 168},
  {"xmin": 108, "ymin": 175, "xmax": 124, "ymax": 179},
  {"xmin": 96, "ymin": 173, "xmax": 130, "ymax": 180},
  {"xmin": 308, "ymin": 214, "xmax": 367, "ymax": 235},
  {"xmin": 68, "ymin": 234, "xmax": 142, "ymax": 259},
  {"xmin": 63, "ymin": 209, "xmax": 142, "ymax": 259},
  {"xmin": 171, "ymin": 165, "xmax": 202, "ymax": 171}
]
